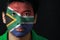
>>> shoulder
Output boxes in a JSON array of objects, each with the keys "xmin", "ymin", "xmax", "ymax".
[
  {"xmin": 32, "ymin": 30, "xmax": 48, "ymax": 40},
  {"xmin": 0, "ymin": 31, "xmax": 7, "ymax": 40}
]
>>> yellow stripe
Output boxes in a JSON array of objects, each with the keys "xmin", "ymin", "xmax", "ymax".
[{"xmin": 6, "ymin": 13, "xmax": 16, "ymax": 27}]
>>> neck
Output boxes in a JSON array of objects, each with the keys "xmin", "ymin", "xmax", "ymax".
[{"xmin": 9, "ymin": 32, "xmax": 31, "ymax": 40}]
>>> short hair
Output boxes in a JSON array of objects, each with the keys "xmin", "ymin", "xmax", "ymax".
[
  {"xmin": 0, "ymin": 0, "xmax": 8, "ymax": 13},
  {"xmin": 8, "ymin": 0, "xmax": 39, "ymax": 14}
]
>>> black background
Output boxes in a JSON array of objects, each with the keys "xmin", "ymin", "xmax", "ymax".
[{"xmin": 34, "ymin": 0, "xmax": 59, "ymax": 40}]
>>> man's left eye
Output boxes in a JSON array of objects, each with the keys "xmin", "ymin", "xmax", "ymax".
[
  {"xmin": 26, "ymin": 13, "xmax": 30, "ymax": 16},
  {"xmin": 23, "ymin": 12, "xmax": 31, "ymax": 16}
]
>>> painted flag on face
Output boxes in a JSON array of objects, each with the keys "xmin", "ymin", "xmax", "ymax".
[{"xmin": 6, "ymin": 7, "xmax": 34, "ymax": 31}]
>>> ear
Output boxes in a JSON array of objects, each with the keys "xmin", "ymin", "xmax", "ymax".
[
  {"xmin": 34, "ymin": 14, "xmax": 37, "ymax": 24},
  {"xmin": 2, "ymin": 12, "xmax": 6, "ymax": 24}
]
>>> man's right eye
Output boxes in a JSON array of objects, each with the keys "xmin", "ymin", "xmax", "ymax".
[{"xmin": 12, "ymin": 13, "xmax": 16, "ymax": 16}]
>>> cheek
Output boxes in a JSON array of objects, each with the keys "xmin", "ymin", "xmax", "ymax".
[{"xmin": 31, "ymin": 12, "xmax": 34, "ymax": 16}]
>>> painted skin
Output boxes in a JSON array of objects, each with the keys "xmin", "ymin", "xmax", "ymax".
[{"xmin": 6, "ymin": 2, "xmax": 34, "ymax": 37}]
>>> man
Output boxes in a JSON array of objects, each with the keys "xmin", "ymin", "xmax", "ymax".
[{"xmin": 0, "ymin": 0, "xmax": 48, "ymax": 40}]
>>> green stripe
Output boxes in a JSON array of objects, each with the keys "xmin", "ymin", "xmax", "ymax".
[
  {"xmin": 21, "ymin": 17, "xmax": 34, "ymax": 22},
  {"xmin": 6, "ymin": 8, "xmax": 13, "ymax": 15}
]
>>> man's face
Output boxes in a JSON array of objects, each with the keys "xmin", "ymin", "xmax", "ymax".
[{"xmin": 3, "ymin": 2, "xmax": 36, "ymax": 37}]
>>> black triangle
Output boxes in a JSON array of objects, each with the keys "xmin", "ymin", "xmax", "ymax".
[{"xmin": 6, "ymin": 15, "xmax": 13, "ymax": 25}]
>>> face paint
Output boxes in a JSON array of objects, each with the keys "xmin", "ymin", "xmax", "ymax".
[{"xmin": 6, "ymin": 6, "xmax": 34, "ymax": 37}]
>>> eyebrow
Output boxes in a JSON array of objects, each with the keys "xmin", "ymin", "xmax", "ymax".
[{"xmin": 23, "ymin": 10, "xmax": 31, "ymax": 12}]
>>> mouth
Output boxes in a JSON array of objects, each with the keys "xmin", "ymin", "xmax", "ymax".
[{"xmin": 16, "ymin": 27, "xmax": 24, "ymax": 32}]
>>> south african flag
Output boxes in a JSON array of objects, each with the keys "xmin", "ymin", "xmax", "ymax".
[{"xmin": 6, "ymin": 7, "xmax": 34, "ymax": 32}]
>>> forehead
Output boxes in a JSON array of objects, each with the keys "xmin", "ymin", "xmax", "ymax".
[{"xmin": 8, "ymin": 2, "xmax": 33, "ymax": 13}]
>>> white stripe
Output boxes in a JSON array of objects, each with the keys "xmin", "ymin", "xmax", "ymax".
[
  {"xmin": 8, "ymin": 7, "xmax": 14, "ymax": 11},
  {"xmin": 22, "ymin": 16, "xmax": 34, "ymax": 18},
  {"xmin": 10, "ymin": 24, "xmax": 21, "ymax": 32},
  {"xmin": 8, "ymin": 7, "xmax": 21, "ymax": 16},
  {"xmin": 15, "ymin": 11, "xmax": 21, "ymax": 16}
]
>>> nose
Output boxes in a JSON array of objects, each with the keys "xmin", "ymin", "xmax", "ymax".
[{"xmin": 16, "ymin": 16, "xmax": 22, "ymax": 25}]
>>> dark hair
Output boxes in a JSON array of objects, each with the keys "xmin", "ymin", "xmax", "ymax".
[
  {"xmin": 1, "ymin": 0, "xmax": 8, "ymax": 13},
  {"xmin": 8, "ymin": 0, "xmax": 39, "ymax": 14}
]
